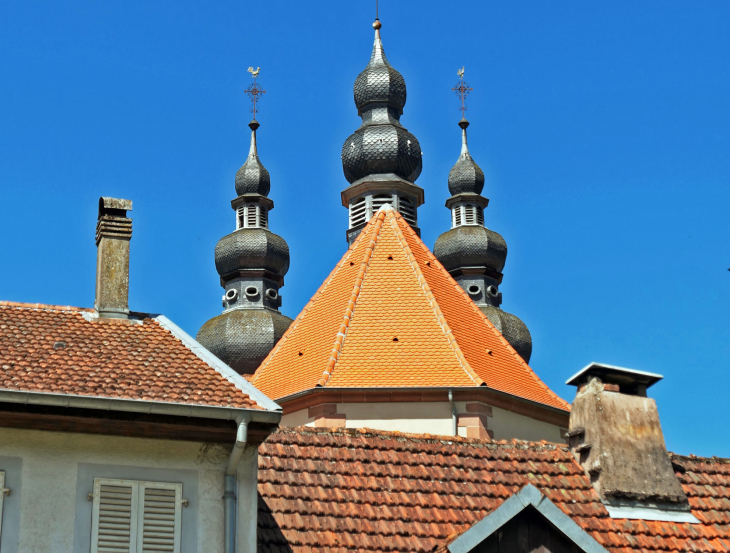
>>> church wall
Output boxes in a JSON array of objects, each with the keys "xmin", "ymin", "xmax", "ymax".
[
  {"xmin": 279, "ymin": 401, "xmax": 565, "ymax": 443},
  {"xmin": 0, "ymin": 426, "xmax": 257, "ymax": 553}
]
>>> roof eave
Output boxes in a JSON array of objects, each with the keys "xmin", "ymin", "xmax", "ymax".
[
  {"xmin": 0, "ymin": 389, "xmax": 282, "ymax": 425},
  {"xmin": 274, "ymin": 385, "xmax": 570, "ymax": 416}
]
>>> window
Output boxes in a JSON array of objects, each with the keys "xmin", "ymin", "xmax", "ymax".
[
  {"xmin": 0, "ymin": 471, "xmax": 5, "ymax": 541},
  {"xmin": 371, "ymin": 194, "xmax": 393, "ymax": 213},
  {"xmin": 91, "ymin": 478, "xmax": 183, "ymax": 553},
  {"xmin": 246, "ymin": 205, "xmax": 258, "ymax": 228},
  {"xmin": 464, "ymin": 204, "xmax": 475, "ymax": 225},
  {"xmin": 236, "ymin": 205, "xmax": 245, "ymax": 229},
  {"xmin": 260, "ymin": 207, "xmax": 268, "ymax": 229},
  {"xmin": 476, "ymin": 206, "xmax": 484, "ymax": 226},
  {"xmin": 349, "ymin": 197, "xmax": 367, "ymax": 228},
  {"xmin": 398, "ymin": 196, "xmax": 417, "ymax": 226},
  {"xmin": 453, "ymin": 206, "xmax": 462, "ymax": 227}
]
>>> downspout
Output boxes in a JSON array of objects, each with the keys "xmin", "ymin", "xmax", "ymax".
[
  {"xmin": 224, "ymin": 413, "xmax": 250, "ymax": 553},
  {"xmin": 449, "ymin": 389, "xmax": 457, "ymax": 436}
]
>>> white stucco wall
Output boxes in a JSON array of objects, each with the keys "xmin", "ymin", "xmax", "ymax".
[
  {"xmin": 280, "ymin": 400, "xmax": 565, "ymax": 443},
  {"xmin": 0, "ymin": 427, "xmax": 255, "ymax": 553}
]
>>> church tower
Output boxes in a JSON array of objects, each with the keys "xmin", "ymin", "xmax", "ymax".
[
  {"xmin": 433, "ymin": 74, "xmax": 533, "ymax": 362},
  {"xmin": 340, "ymin": 18, "xmax": 424, "ymax": 245},
  {"xmin": 197, "ymin": 71, "xmax": 293, "ymax": 375}
]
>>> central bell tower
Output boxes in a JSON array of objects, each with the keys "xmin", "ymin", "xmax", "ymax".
[{"xmin": 340, "ymin": 19, "xmax": 424, "ymax": 245}]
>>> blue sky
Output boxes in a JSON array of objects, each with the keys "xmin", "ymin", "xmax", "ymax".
[{"xmin": 1, "ymin": 1, "xmax": 728, "ymax": 456}]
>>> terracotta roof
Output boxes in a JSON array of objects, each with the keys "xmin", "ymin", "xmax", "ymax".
[
  {"xmin": 252, "ymin": 207, "xmax": 568, "ymax": 411},
  {"xmin": 0, "ymin": 301, "xmax": 275, "ymax": 410},
  {"xmin": 258, "ymin": 427, "xmax": 730, "ymax": 553}
]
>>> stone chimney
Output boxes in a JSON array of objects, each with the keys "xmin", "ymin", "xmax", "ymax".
[
  {"xmin": 95, "ymin": 197, "xmax": 133, "ymax": 319},
  {"xmin": 566, "ymin": 363, "xmax": 696, "ymax": 521}
]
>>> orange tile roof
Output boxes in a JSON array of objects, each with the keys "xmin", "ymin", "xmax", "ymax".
[
  {"xmin": 258, "ymin": 426, "xmax": 730, "ymax": 553},
  {"xmin": 252, "ymin": 207, "xmax": 568, "ymax": 411},
  {"xmin": 0, "ymin": 301, "xmax": 274, "ymax": 409}
]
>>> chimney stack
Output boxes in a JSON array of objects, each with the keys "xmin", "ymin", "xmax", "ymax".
[
  {"xmin": 95, "ymin": 197, "xmax": 133, "ymax": 319},
  {"xmin": 566, "ymin": 363, "xmax": 696, "ymax": 522}
]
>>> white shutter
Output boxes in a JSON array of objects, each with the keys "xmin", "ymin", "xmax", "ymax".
[
  {"xmin": 137, "ymin": 482, "xmax": 182, "ymax": 553},
  {"xmin": 0, "ymin": 471, "xmax": 5, "ymax": 542},
  {"xmin": 91, "ymin": 479, "xmax": 139, "ymax": 553}
]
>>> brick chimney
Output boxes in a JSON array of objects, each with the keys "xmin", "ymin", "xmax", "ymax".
[
  {"xmin": 566, "ymin": 363, "xmax": 695, "ymax": 521},
  {"xmin": 95, "ymin": 197, "xmax": 133, "ymax": 319}
]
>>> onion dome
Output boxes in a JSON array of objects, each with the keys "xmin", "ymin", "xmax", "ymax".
[
  {"xmin": 340, "ymin": 19, "xmax": 425, "ymax": 244},
  {"xmin": 481, "ymin": 306, "xmax": 533, "ymax": 363},
  {"xmin": 197, "ymin": 309, "xmax": 293, "ymax": 375},
  {"xmin": 448, "ymin": 119, "xmax": 485, "ymax": 195},
  {"xmin": 353, "ymin": 20, "xmax": 407, "ymax": 114},
  {"xmin": 214, "ymin": 229, "xmax": 289, "ymax": 279},
  {"xmin": 433, "ymin": 226, "xmax": 506, "ymax": 275},
  {"xmin": 434, "ymin": 107, "xmax": 532, "ymax": 363},
  {"xmin": 197, "ymin": 77, "xmax": 293, "ymax": 375},
  {"xmin": 235, "ymin": 121, "xmax": 271, "ymax": 196},
  {"xmin": 341, "ymin": 20, "xmax": 422, "ymax": 184}
]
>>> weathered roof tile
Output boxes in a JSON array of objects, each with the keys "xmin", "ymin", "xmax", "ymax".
[{"xmin": 258, "ymin": 427, "xmax": 730, "ymax": 553}]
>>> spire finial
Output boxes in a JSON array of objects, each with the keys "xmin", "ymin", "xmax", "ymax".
[
  {"xmin": 373, "ymin": 0, "xmax": 382, "ymax": 35},
  {"xmin": 245, "ymin": 66, "xmax": 265, "ymax": 122},
  {"xmin": 452, "ymin": 67, "xmax": 473, "ymax": 121}
]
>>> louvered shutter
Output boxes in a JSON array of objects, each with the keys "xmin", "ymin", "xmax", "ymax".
[
  {"xmin": 91, "ymin": 479, "xmax": 139, "ymax": 553},
  {"xmin": 0, "ymin": 471, "xmax": 5, "ymax": 542},
  {"xmin": 137, "ymin": 482, "xmax": 182, "ymax": 553}
]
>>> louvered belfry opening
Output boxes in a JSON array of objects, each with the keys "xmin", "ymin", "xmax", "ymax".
[
  {"xmin": 451, "ymin": 203, "xmax": 486, "ymax": 229},
  {"xmin": 236, "ymin": 203, "xmax": 268, "ymax": 229},
  {"xmin": 348, "ymin": 193, "xmax": 418, "ymax": 230}
]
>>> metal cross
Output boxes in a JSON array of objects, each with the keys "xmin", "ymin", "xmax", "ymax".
[
  {"xmin": 245, "ymin": 67, "xmax": 265, "ymax": 118},
  {"xmin": 452, "ymin": 67, "xmax": 473, "ymax": 116}
]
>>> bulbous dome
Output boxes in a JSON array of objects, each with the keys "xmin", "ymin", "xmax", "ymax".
[
  {"xmin": 481, "ymin": 306, "xmax": 532, "ymax": 363},
  {"xmin": 235, "ymin": 121, "xmax": 270, "ymax": 196},
  {"xmin": 449, "ymin": 155, "xmax": 484, "ymax": 195},
  {"xmin": 342, "ymin": 124, "xmax": 422, "ymax": 184},
  {"xmin": 196, "ymin": 309, "xmax": 292, "ymax": 375},
  {"xmin": 434, "ymin": 226, "xmax": 507, "ymax": 274},
  {"xmin": 235, "ymin": 157, "xmax": 270, "ymax": 196},
  {"xmin": 353, "ymin": 28, "xmax": 406, "ymax": 113},
  {"xmin": 215, "ymin": 228, "xmax": 290, "ymax": 278}
]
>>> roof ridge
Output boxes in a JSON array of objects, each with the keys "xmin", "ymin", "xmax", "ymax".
[
  {"xmin": 252, "ymin": 238, "xmax": 355, "ymax": 383},
  {"xmin": 276, "ymin": 425, "xmax": 570, "ymax": 450},
  {"xmin": 0, "ymin": 300, "xmax": 95, "ymax": 313},
  {"xmin": 393, "ymin": 212, "xmax": 570, "ymax": 411},
  {"xmin": 153, "ymin": 315, "xmax": 280, "ymax": 412},
  {"xmin": 388, "ymin": 213, "xmax": 484, "ymax": 387},
  {"xmin": 318, "ymin": 210, "xmax": 387, "ymax": 387}
]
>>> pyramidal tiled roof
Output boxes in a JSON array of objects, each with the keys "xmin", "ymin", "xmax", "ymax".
[{"xmin": 252, "ymin": 207, "xmax": 568, "ymax": 411}]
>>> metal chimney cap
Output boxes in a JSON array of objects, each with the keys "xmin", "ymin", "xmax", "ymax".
[{"xmin": 566, "ymin": 362, "xmax": 663, "ymax": 389}]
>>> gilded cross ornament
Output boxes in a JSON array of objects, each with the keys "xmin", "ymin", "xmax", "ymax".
[
  {"xmin": 245, "ymin": 66, "xmax": 265, "ymax": 118},
  {"xmin": 452, "ymin": 67, "xmax": 472, "ymax": 116}
]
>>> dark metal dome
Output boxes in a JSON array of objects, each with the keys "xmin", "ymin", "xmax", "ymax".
[
  {"xmin": 353, "ymin": 24, "xmax": 406, "ymax": 113},
  {"xmin": 434, "ymin": 226, "xmax": 507, "ymax": 274},
  {"xmin": 448, "ymin": 120, "xmax": 485, "ymax": 195},
  {"xmin": 481, "ymin": 306, "xmax": 532, "ymax": 363},
  {"xmin": 196, "ymin": 308, "xmax": 292, "ymax": 375},
  {"xmin": 341, "ymin": 21, "xmax": 422, "ymax": 185},
  {"xmin": 214, "ymin": 228, "xmax": 290, "ymax": 278},
  {"xmin": 342, "ymin": 124, "xmax": 422, "ymax": 184},
  {"xmin": 235, "ymin": 121, "xmax": 271, "ymax": 196},
  {"xmin": 448, "ymin": 154, "xmax": 484, "ymax": 195}
]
